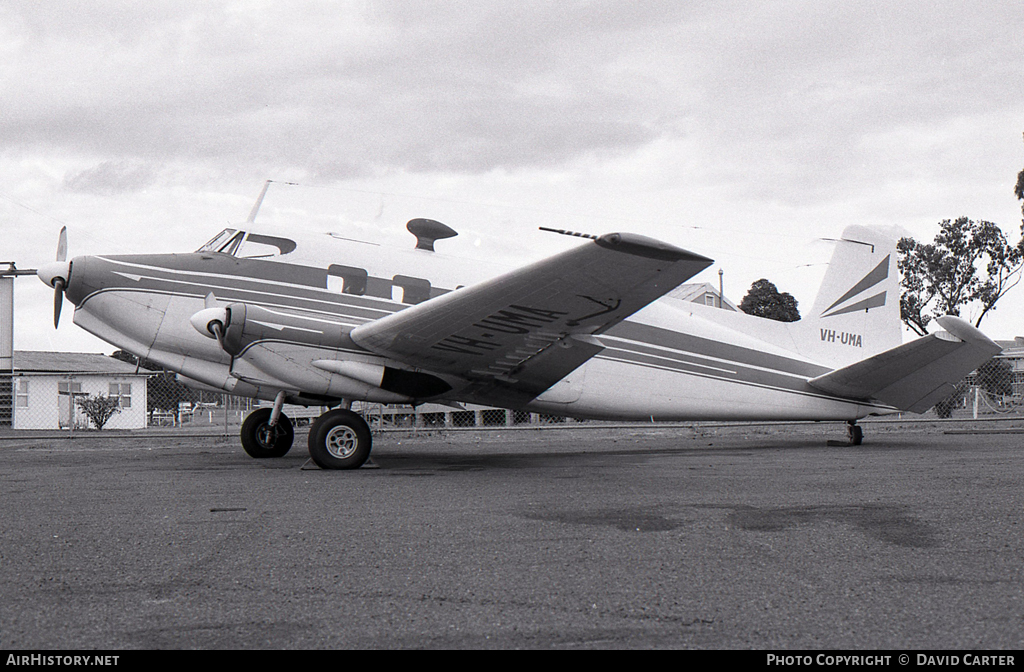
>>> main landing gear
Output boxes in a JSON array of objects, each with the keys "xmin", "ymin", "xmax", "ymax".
[
  {"xmin": 307, "ymin": 409, "xmax": 373, "ymax": 470},
  {"xmin": 238, "ymin": 405, "xmax": 373, "ymax": 470},
  {"xmin": 847, "ymin": 420, "xmax": 863, "ymax": 446}
]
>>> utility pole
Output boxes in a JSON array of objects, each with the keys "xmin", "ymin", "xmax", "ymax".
[{"xmin": 0, "ymin": 263, "xmax": 38, "ymax": 427}]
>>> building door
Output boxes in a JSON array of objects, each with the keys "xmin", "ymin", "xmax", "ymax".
[{"xmin": 57, "ymin": 381, "xmax": 86, "ymax": 429}]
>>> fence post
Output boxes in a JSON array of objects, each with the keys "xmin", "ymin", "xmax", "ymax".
[{"xmin": 67, "ymin": 375, "xmax": 74, "ymax": 437}]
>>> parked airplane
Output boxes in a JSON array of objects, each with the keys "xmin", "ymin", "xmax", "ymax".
[{"xmin": 35, "ymin": 184, "xmax": 1001, "ymax": 468}]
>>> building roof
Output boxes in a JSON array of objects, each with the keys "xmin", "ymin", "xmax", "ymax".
[
  {"xmin": 664, "ymin": 282, "xmax": 738, "ymax": 311},
  {"xmin": 12, "ymin": 351, "xmax": 143, "ymax": 375},
  {"xmin": 992, "ymin": 337, "xmax": 1024, "ymax": 357}
]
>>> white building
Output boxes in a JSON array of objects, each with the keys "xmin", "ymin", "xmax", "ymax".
[
  {"xmin": 993, "ymin": 338, "xmax": 1024, "ymax": 399},
  {"xmin": 663, "ymin": 282, "xmax": 738, "ymax": 311},
  {"xmin": 11, "ymin": 351, "xmax": 149, "ymax": 430}
]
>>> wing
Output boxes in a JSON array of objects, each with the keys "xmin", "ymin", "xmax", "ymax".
[
  {"xmin": 350, "ymin": 232, "xmax": 713, "ymax": 404},
  {"xmin": 806, "ymin": 315, "xmax": 1002, "ymax": 412}
]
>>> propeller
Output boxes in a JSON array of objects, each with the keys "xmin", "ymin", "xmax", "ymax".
[{"xmin": 36, "ymin": 227, "xmax": 70, "ymax": 328}]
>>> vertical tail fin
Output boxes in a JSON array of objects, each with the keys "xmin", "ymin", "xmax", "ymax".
[{"xmin": 794, "ymin": 226, "xmax": 903, "ymax": 368}]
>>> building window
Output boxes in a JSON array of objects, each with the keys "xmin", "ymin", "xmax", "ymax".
[
  {"xmin": 704, "ymin": 294, "xmax": 717, "ymax": 307},
  {"xmin": 58, "ymin": 381, "xmax": 82, "ymax": 395},
  {"xmin": 15, "ymin": 378, "xmax": 28, "ymax": 407},
  {"xmin": 109, "ymin": 383, "xmax": 132, "ymax": 408}
]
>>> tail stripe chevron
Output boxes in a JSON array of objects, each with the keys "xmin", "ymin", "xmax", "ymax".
[
  {"xmin": 821, "ymin": 255, "xmax": 890, "ymax": 317},
  {"xmin": 822, "ymin": 291, "xmax": 887, "ymax": 318}
]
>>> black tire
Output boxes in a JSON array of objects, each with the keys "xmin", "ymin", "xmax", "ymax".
[
  {"xmin": 308, "ymin": 409, "xmax": 372, "ymax": 470},
  {"xmin": 240, "ymin": 408, "xmax": 294, "ymax": 458},
  {"xmin": 849, "ymin": 424, "xmax": 863, "ymax": 446}
]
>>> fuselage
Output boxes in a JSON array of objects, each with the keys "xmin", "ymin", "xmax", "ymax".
[{"xmin": 59, "ymin": 230, "xmax": 893, "ymax": 423}]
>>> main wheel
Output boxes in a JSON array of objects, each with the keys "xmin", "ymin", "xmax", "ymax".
[
  {"xmin": 847, "ymin": 422, "xmax": 863, "ymax": 446},
  {"xmin": 240, "ymin": 408, "xmax": 294, "ymax": 458},
  {"xmin": 308, "ymin": 409, "xmax": 372, "ymax": 470}
]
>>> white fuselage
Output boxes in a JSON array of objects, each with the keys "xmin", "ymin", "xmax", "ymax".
[{"xmin": 62, "ymin": 230, "xmax": 892, "ymax": 423}]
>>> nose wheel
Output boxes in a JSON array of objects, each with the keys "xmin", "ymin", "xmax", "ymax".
[{"xmin": 240, "ymin": 408, "xmax": 294, "ymax": 458}]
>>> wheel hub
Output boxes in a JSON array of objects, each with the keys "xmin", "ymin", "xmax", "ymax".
[
  {"xmin": 325, "ymin": 425, "xmax": 359, "ymax": 459},
  {"xmin": 256, "ymin": 423, "xmax": 283, "ymax": 448}
]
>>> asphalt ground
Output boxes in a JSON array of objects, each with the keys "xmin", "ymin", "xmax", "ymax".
[{"xmin": 1, "ymin": 420, "xmax": 1023, "ymax": 650}]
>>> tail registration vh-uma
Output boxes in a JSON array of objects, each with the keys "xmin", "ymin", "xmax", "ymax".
[{"xmin": 35, "ymin": 185, "xmax": 1002, "ymax": 468}]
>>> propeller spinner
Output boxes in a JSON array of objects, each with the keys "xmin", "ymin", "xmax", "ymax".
[
  {"xmin": 36, "ymin": 227, "xmax": 70, "ymax": 328},
  {"xmin": 190, "ymin": 293, "xmax": 230, "ymax": 349}
]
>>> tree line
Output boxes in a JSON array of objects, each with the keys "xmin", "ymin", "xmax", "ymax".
[{"xmin": 740, "ymin": 159, "xmax": 1024, "ymax": 335}]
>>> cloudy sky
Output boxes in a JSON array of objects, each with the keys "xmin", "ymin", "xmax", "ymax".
[{"xmin": 2, "ymin": 0, "xmax": 1022, "ymax": 353}]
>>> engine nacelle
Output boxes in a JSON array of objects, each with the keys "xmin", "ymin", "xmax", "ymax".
[
  {"xmin": 312, "ymin": 359, "xmax": 452, "ymax": 398},
  {"xmin": 188, "ymin": 300, "xmax": 451, "ymax": 402},
  {"xmin": 190, "ymin": 301, "xmax": 348, "ymax": 358}
]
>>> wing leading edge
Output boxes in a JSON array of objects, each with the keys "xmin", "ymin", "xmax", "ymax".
[
  {"xmin": 350, "ymin": 232, "xmax": 713, "ymax": 404},
  {"xmin": 806, "ymin": 315, "xmax": 1002, "ymax": 413}
]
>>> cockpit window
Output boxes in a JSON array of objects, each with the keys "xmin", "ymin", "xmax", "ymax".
[
  {"xmin": 219, "ymin": 231, "xmax": 246, "ymax": 256},
  {"xmin": 237, "ymin": 233, "xmax": 297, "ymax": 258},
  {"xmin": 197, "ymin": 229, "xmax": 297, "ymax": 258},
  {"xmin": 197, "ymin": 229, "xmax": 239, "ymax": 253}
]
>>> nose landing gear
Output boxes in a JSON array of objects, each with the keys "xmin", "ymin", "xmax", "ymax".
[{"xmin": 240, "ymin": 407, "xmax": 295, "ymax": 458}]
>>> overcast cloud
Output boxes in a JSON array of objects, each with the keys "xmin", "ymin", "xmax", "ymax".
[{"xmin": 2, "ymin": 1, "xmax": 1022, "ymax": 351}]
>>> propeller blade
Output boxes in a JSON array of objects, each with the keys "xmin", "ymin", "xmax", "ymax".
[
  {"xmin": 56, "ymin": 226, "xmax": 67, "ymax": 262},
  {"xmin": 53, "ymin": 227, "xmax": 69, "ymax": 327},
  {"xmin": 53, "ymin": 278, "xmax": 65, "ymax": 328}
]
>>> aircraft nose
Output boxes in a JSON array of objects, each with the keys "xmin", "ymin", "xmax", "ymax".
[{"xmin": 37, "ymin": 260, "xmax": 71, "ymax": 289}]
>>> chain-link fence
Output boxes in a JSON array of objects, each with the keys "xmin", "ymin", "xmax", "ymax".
[
  {"xmin": 928, "ymin": 352, "xmax": 1024, "ymax": 420},
  {"xmin": 0, "ymin": 373, "xmax": 11, "ymax": 428},
  {"xmin": 0, "ymin": 365, "xmax": 587, "ymax": 434},
  {"xmin": 3, "ymin": 349, "xmax": 1024, "ymax": 435},
  {"xmin": 0, "ymin": 365, "xmax": 574, "ymax": 434},
  {"xmin": 0, "ymin": 362, "xmax": 254, "ymax": 433},
  {"xmin": 357, "ymin": 403, "xmax": 581, "ymax": 430}
]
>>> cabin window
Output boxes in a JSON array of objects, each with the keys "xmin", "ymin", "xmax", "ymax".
[
  {"xmin": 392, "ymin": 275, "xmax": 432, "ymax": 304},
  {"xmin": 327, "ymin": 265, "xmax": 369, "ymax": 295}
]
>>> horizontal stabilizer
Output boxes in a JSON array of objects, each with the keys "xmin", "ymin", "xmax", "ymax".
[{"xmin": 806, "ymin": 316, "xmax": 1002, "ymax": 413}]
